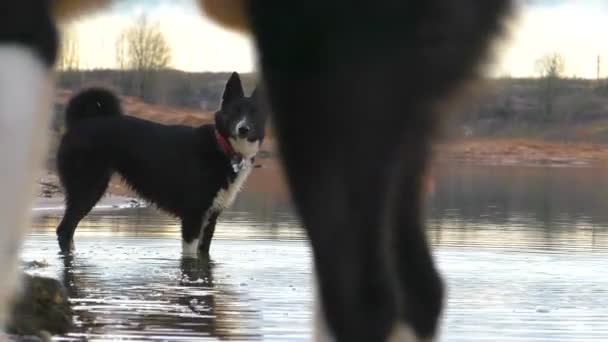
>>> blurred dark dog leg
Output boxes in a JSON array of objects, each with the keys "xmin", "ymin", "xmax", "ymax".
[{"xmin": 246, "ymin": 1, "xmax": 512, "ymax": 340}]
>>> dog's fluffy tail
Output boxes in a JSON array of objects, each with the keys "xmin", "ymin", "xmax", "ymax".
[{"xmin": 65, "ymin": 87, "xmax": 122, "ymax": 129}]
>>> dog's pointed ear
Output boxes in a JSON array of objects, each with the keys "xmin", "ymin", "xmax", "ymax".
[
  {"xmin": 222, "ymin": 72, "xmax": 244, "ymax": 105},
  {"xmin": 250, "ymin": 86, "xmax": 258, "ymax": 100}
]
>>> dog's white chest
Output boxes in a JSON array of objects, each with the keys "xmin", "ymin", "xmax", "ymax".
[{"xmin": 211, "ymin": 159, "xmax": 253, "ymax": 211}]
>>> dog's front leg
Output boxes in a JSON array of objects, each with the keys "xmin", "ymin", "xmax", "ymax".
[
  {"xmin": 198, "ymin": 212, "xmax": 220, "ymax": 256},
  {"xmin": 0, "ymin": 1, "xmax": 58, "ymax": 331}
]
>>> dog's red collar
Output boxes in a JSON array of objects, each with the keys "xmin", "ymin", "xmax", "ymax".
[
  {"xmin": 215, "ymin": 130, "xmax": 249, "ymax": 173},
  {"xmin": 215, "ymin": 130, "xmax": 236, "ymax": 157}
]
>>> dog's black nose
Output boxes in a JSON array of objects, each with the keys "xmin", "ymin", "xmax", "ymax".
[{"xmin": 238, "ymin": 125, "xmax": 251, "ymax": 137}]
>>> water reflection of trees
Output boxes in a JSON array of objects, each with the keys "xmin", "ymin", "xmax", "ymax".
[{"xmin": 427, "ymin": 163, "xmax": 608, "ymax": 250}]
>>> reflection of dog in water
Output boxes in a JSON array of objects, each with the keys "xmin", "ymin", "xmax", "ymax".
[
  {"xmin": 179, "ymin": 257, "xmax": 216, "ymax": 316},
  {"xmin": 0, "ymin": 1, "xmax": 512, "ymax": 341},
  {"xmin": 55, "ymin": 73, "xmax": 266, "ymax": 256},
  {"xmin": 60, "ymin": 254, "xmax": 258, "ymax": 339},
  {"xmin": 179, "ymin": 257, "xmax": 262, "ymax": 340}
]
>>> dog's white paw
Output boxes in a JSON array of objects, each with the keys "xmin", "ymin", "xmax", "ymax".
[
  {"xmin": 387, "ymin": 322, "xmax": 431, "ymax": 342},
  {"xmin": 181, "ymin": 239, "xmax": 199, "ymax": 257},
  {"xmin": 313, "ymin": 322, "xmax": 428, "ymax": 342}
]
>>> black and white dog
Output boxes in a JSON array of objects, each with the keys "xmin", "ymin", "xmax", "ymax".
[
  {"xmin": 0, "ymin": 1, "xmax": 513, "ymax": 341},
  {"xmin": 55, "ymin": 72, "xmax": 266, "ymax": 255}
]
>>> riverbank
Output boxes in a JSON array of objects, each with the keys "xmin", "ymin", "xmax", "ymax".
[
  {"xmin": 36, "ymin": 138, "xmax": 608, "ymax": 204},
  {"xmin": 437, "ymin": 139, "xmax": 608, "ymax": 167}
]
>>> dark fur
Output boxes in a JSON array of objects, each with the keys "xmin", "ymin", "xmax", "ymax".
[
  {"xmin": 246, "ymin": 1, "xmax": 513, "ymax": 341},
  {"xmin": 55, "ymin": 72, "xmax": 266, "ymax": 254}
]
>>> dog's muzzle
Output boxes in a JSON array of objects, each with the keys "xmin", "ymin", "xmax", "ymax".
[{"xmin": 237, "ymin": 124, "xmax": 251, "ymax": 138}]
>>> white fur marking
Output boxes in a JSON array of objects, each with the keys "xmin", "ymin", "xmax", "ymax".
[
  {"xmin": 0, "ymin": 46, "xmax": 53, "ymax": 330},
  {"xmin": 211, "ymin": 158, "xmax": 253, "ymax": 212},
  {"xmin": 235, "ymin": 118, "xmax": 247, "ymax": 133},
  {"xmin": 182, "ymin": 238, "xmax": 199, "ymax": 256},
  {"xmin": 387, "ymin": 323, "xmax": 427, "ymax": 342},
  {"xmin": 194, "ymin": 158, "xmax": 254, "ymax": 249},
  {"xmin": 229, "ymin": 137, "xmax": 260, "ymax": 159}
]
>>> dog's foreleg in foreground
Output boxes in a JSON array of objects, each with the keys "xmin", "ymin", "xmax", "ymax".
[{"xmin": 0, "ymin": 2, "xmax": 58, "ymax": 333}]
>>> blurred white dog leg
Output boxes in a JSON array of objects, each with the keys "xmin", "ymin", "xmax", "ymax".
[{"xmin": 0, "ymin": 46, "xmax": 53, "ymax": 331}]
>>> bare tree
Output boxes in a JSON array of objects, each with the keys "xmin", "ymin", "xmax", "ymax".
[
  {"xmin": 117, "ymin": 15, "xmax": 171, "ymax": 99},
  {"xmin": 57, "ymin": 27, "xmax": 80, "ymax": 71},
  {"xmin": 124, "ymin": 15, "xmax": 171, "ymax": 70},
  {"xmin": 115, "ymin": 31, "xmax": 128, "ymax": 89},
  {"xmin": 535, "ymin": 52, "xmax": 565, "ymax": 121},
  {"xmin": 115, "ymin": 31, "xmax": 128, "ymax": 70},
  {"xmin": 535, "ymin": 52, "xmax": 565, "ymax": 79}
]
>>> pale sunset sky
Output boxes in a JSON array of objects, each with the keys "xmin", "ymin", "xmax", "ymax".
[{"xmin": 67, "ymin": 0, "xmax": 608, "ymax": 78}]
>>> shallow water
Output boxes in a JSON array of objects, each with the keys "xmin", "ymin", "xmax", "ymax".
[{"xmin": 22, "ymin": 164, "xmax": 608, "ymax": 341}]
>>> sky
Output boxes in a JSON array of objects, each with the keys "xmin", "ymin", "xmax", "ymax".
[{"xmin": 67, "ymin": 0, "xmax": 608, "ymax": 78}]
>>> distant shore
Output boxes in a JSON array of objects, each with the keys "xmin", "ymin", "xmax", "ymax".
[
  {"xmin": 36, "ymin": 138, "xmax": 608, "ymax": 205},
  {"xmin": 436, "ymin": 138, "xmax": 608, "ymax": 168},
  {"xmin": 263, "ymin": 138, "xmax": 608, "ymax": 168}
]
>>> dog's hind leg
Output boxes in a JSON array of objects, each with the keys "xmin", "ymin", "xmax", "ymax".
[
  {"xmin": 384, "ymin": 137, "xmax": 444, "ymax": 340},
  {"xmin": 181, "ymin": 214, "xmax": 205, "ymax": 257},
  {"xmin": 380, "ymin": 2, "xmax": 513, "ymax": 339},
  {"xmin": 56, "ymin": 165, "xmax": 111, "ymax": 252}
]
